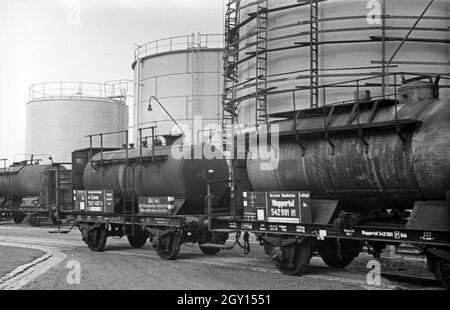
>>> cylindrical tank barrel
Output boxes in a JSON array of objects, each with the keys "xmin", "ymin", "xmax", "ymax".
[
  {"xmin": 82, "ymin": 143, "xmax": 229, "ymax": 214},
  {"xmin": 247, "ymin": 92, "xmax": 450, "ymax": 210},
  {"xmin": 0, "ymin": 164, "xmax": 53, "ymax": 199}
]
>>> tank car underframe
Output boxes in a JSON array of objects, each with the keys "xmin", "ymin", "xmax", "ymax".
[
  {"xmin": 209, "ymin": 192, "xmax": 450, "ymax": 288},
  {"xmin": 0, "ymin": 200, "xmax": 59, "ymax": 226},
  {"xmin": 62, "ymin": 213, "xmax": 229, "ymax": 259}
]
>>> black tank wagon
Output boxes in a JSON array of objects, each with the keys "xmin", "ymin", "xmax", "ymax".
[
  {"xmin": 0, "ymin": 159, "xmax": 72, "ymax": 225},
  {"xmin": 208, "ymin": 75, "xmax": 450, "ymax": 288},
  {"xmin": 62, "ymin": 134, "xmax": 231, "ymax": 259}
]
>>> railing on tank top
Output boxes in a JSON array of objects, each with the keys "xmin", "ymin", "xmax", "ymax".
[
  {"xmin": 29, "ymin": 80, "xmax": 133, "ymax": 102},
  {"xmin": 86, "ymin": 129, "xmax": 136, "ymax": 234},
  {"xmin": 229, "ymin": 71, "xmax": 449, "ymax": 127},
  {"xmin": 134, "ymin": 33, "xmax": 224, "ymax": 60},
  {"xmin": 282, "ymin": 71, "xmax": 448, "ymax": 114}
]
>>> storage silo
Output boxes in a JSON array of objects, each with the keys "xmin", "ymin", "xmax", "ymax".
[
  {"xmin": 229, "ymin": 0, "xmax": 450, "ymax": 126},
  {"xmin": 25, "ymin": 81, "xmax": 130, "ymax": 163},
  {"xmin": 132, "ymin": 33, "xmax": 224, "ymax": 144}
]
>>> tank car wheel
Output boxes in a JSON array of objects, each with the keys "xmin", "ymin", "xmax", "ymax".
[
  {"xmin": 199, "ymin": 232, "xmax": 228, "ymax": 256},
  {"xmin": 431, "ymin": 257, "xmax": 450, "ymax": 289},
  {"xmin": 276, "ymin": 238, "xmax": 313, "ymax": 276},
  {"xmin": 318, "ymin": 238, "xmax": 361, "ymax": 269},
  {"xmin": 127, "ymin": 226, "xmax": 148, "ymax": 248},
  {"xmin": 155, "ymin": 232, "xmax": 181, "ymax": 260},
  {"xmin": 13, "ymin": 214, "xmax": 25, "ymax": 224},
  {"xmin": 29, "ymin": 215, "xmax": 40, "ymax": 227},
  {"xmin": 86, "ymin": 225, "xmax": 107, "ymax": 252}
]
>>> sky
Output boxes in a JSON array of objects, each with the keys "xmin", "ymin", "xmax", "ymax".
[{"xmin": 0, "ymin": 0, "xmax": 225, "ymax": 162}]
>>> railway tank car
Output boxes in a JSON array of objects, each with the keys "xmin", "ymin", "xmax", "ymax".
[
  {"xmin": 247, "ymin": 79, "xmax": 450, "ymax": 211},
  {"xmin": 233, "ymin": 77, "xmax": 450, "ymax": 287},
  {"xmin": 0, "ymin": 161, "xmax": 71, "ymax": 225},
  {"xmin": 69, "ymin": 139, "xmax": 230, "ymax": 258},
  {"xmin": 82, "ymin": 143, "xmax": 228, "ymax": 215},
  {"xmin": 207, "ymin": 0, "xmax": 450, "ymax": 288}
]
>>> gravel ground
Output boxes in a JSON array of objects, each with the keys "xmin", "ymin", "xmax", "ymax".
[{"xmin": 0, "ymin": 224, "xmax": 443, "ymax": 290}]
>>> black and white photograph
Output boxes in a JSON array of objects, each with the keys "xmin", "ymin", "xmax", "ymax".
[{"xmin": 0, "ymin": 0, "xmax": 449, "ymax": 296}]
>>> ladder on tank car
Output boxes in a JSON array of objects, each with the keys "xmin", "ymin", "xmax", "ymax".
[
  {"xmin": 6, "ymin": 167, "xmax": 15, "ymax": 208},
  {"xmin": 123, "ymin": 161, "xmax": 137, "ymax": 236},
  {"xmin": 0, "ymin": 159, "xmax": 9, "ymax": 208}
]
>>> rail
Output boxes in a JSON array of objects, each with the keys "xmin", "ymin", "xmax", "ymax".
[
  {"xmin": 29, "ymin": 80, "xmax": 133, "ymax": 102},
  {"xmin": 134, "ymin": 33, "xmax": 224, "ymax": 60}
]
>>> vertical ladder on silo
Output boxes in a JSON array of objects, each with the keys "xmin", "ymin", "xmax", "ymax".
[
  {"xmin": 309, "ymin": 0, "xmax": 319, "ymax": 109},
  {"xmin": 191, "ymin": 34, "xmax": 201, "ymax": 140},
  {"xmin": 255, "ymin": 0, "xmax": 268, "ymax": 125},
  {"xmin": 222, "ymin": 0, "xmax": 241, "ymax": 160}
]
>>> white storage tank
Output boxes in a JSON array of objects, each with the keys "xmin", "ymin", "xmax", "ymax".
[
  {"xmin": 25, "ymin": 81, "xmax": 130, "ymax": 163},
  {"xmin": 132, "ymin": 34, "xmax": 224, "ymax": 144},
  {"xmin": 234, "ymin": 0, "xmax": 450, "ymax": 125}
]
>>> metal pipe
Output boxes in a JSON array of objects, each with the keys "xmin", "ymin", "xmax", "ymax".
[
  {"xmin": 139, "ymin": 128, "xmax": 143, "ymax": 161},
  {"xmin": 89, "ymin": 136, "xmax": 93, "ymax": 160},
  {"xmin": 125, "ymin": 131, "xmax": 129, "ymax": 161},
  {"xmin": 386, "ymin": 0, "xmax": 435, "ymax": 67},
  {"xmin": 148, "ymin": 96, "xmax": 185, "ymax": 135},
  {"xmin": 100, "ymin": 134, "xmax": 103, "ymax": 166}
]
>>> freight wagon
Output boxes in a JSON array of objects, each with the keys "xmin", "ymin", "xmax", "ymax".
[
  {"xmin": 57, "ymin": 74, "xmax": 450, "ymax": 289},
  {"xmin": 0, "ymin": 158, "xmax": 72, "ymax": 226}
]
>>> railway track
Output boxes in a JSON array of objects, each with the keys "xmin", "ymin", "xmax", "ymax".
[
  {"xmin": 0, "ymin": 225, "xmax": 444, "ymax": 290},
  {"xmin": 379, "ymin": 271, "xmax": 441, "ymax": 287}
]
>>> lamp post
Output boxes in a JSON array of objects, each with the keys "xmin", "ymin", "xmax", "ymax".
[{"xmin": 147, "ymin": 96, "xmax": 185, "ymax": 135}]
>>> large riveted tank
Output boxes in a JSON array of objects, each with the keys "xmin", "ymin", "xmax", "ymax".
[
  {"xmin": 82, "ymin": 143, "xmax": 229, "ymax": 215},
  {"xmin": 26, "ymin": 82, "xmax": 129, "ymax": 163},
  {"xmin": 132, "ymin": 34, "xmax": 223, "ymax": 144},
  {"xmin": 236, "ymin": 0, "xmax": 450, "ymax": 125},
  {"xmin": 247, "ymin": 81, "xmax": 450, "ymax": 210},
  {"xmin": 0, "ymin": 163, "xmax": 53, "ymax": 199}
]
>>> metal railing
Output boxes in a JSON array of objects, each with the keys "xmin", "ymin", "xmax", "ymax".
[
  {"xmin": 229, "ymin": 72, "xmax": 449, "ymax": 115},
  {"xmin": 134, "ymin": 33, "xmax": 224, "ymax": 60},
  {"xmin": 29, "ymin": 80, "xmax": 133, "ymax": 102}
]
